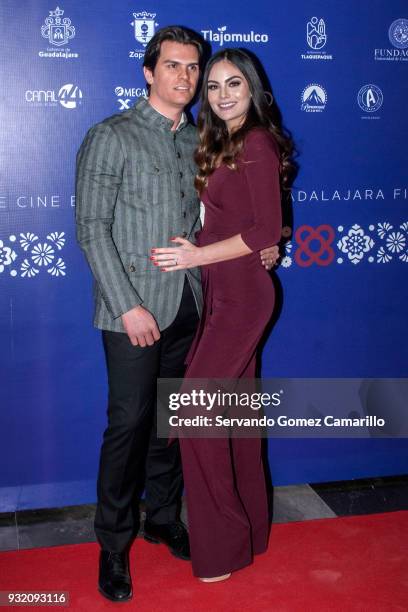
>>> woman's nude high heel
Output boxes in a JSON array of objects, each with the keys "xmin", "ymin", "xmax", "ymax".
[{"xmin": 199, "ymin": 573, "xmax": 231, "ymax": 583}]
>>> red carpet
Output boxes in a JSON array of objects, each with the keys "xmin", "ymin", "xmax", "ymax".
[{"xmin": 1, "ymin": 512, "xmax": 407, "ymax": 611}]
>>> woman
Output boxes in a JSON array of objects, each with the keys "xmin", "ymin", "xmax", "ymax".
[{"xmin": 151, "ymin": 48, "xmax": 295, "ymax": 581}]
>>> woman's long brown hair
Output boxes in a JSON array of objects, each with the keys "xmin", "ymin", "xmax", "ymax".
[{"xmin": 195, "ymin": 48, "xmax": 296, "ymax": 195}]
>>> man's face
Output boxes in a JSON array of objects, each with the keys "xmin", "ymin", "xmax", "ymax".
[{"xmin": 144, "ymin": 41, "xmax": 200, "ymax": 113}]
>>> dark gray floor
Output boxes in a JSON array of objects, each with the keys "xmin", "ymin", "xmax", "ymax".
[
  {"xmin": 310, "ymin": 475, "xmax": 408, "ymax": 516},
  {"xmin": 1, "ymin": 476, "xmax": 407, "ymax": 552}
]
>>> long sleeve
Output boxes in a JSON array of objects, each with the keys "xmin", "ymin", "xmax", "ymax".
[
  {"xmin": 240, "ymin": 130, "xmax": 282, "ymax": 251},
  {"xmin": 75, "ymin": 123, "xmax": 143, "ymax": 318}
]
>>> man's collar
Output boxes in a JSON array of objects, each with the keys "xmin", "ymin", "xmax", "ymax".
[{"xmin": 131, "ymin": 97, "xmax": 188, "ymax": 132}]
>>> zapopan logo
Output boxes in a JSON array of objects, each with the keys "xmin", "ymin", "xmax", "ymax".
[
  {"xmin": 129, "ymin": 11, "xmax": 158, "ymax": 59},
  {"xmin": 201, "ymin": 26, "xmax": 268, "ymax": 46},
  {"xmin": 131, "ymin": 11, "xmax": 158, "ymax": 46},
  {"xmin": 357, "ymin": 84, "xmax": 383, "ymax": 113}
]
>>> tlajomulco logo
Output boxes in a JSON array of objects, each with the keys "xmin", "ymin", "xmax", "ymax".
[
  {"xmin": 114, "ymin": 86, "xmax": 148, "ymax": 110},
  {"xmin": 301, "ymin": 84, "xmax": 327, "ymax": 112},
  {"xmin": 25, "ymin": 84, "xmax": 83, "ymax": 109},
  {"xmin": 357, "ymin": 84, "xmax": 383, "ymax": 117},
  {"xmin": 129, "ymin": 11, "xmax": 158, "ymax": 59},
  {"xmin": 301, "ymin": 17, "xmax": 333, "ymax": 61},
  {"xmin": 201, "ymin": 26, "xmax": 269, "ymax": 47},
  {"xmin": 39, "ymin": 6, "xmax": 79, "ymax": 59},
  {"xmin": 374, "ymin": 18, "xmax": 408, "ymax": 61}
]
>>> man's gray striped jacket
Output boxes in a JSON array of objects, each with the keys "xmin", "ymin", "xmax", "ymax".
[{"xmin": 75, "ymin": 97, "xmax": 203, "ymax": 332}]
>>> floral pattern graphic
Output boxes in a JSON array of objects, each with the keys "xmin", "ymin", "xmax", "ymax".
[
  {"xmin": 281, "ymin": 241, "xmax": 293, "ymax": 268},
  {"xmin": 48, "ymin": 257, "xmax": 66, "ymax": 277},
  {"xmin": 377, "ymin": 247, "xmax": 392, "ymax": 264},
  {"xmin": 385, "ymin": 231, "xmax": 406, "ymax": 254},
  {"xmin": 0, "ymin": 240, "xmax": 17, "ymax": 274},
  {"xmin": 0, "ymin": 231, "xmax": 67, "ymax": 278},
  {"xmin": 20, "ymin": 232, "xmax": 38, "ymax": 252},
  {"xmin": 21, "ymin": 259, "xmax": 39, "ymax": 278},
  {"xmin": 1, "ymin": 223, "xmax": 408, "ymax": 278},
  {"xmin": 286, "ymin": 220, "xmax": 408, "ymax": 267},
  {"xmin": 337, "ymin": 224, "xmax": 374, "ymax": 264},
  {"xmin": 31, "ymin": 243, "xmax": 55, "ymax": 266},
  {"xmin": 376, "ymin": 222, "xmax": 408, "ymax": 263},
  {"xmin": 377, "ymin": 222, "xmax": 393, "ymax": 239}
]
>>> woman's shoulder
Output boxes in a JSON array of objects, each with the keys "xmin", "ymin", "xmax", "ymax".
[{"xmin": 242, "ymin": 128, "xmax": 279, "ymax": 159}]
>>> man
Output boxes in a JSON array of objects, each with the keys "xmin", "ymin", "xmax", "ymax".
[{"xmin": 76, "ymin": 26, "xmax": 278, "ymax": 603}]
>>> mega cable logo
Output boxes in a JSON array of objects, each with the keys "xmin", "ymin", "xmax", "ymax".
[
  {"xmin": 114, "ymin": 86, "xmax": 148, "ymax": 110},
  {"xmin": 201, "ymin": 25, "xmax": 268, "ymax": 47}
]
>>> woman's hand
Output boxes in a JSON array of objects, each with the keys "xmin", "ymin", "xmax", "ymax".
[{"xmin": 150, "ymin": 237, "xmax": 202, "ymax": 272}]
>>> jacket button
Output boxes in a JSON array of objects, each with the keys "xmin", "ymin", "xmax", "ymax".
[
  {"xmin": 129, "ymin": 265, "xmax": 136, "ymax": 272},
  {"xmin": 181, "ymin": 231, "xmax": 187, "ymax": 238},
  {"xmin": 181, "ymin": 191, "xmax": 185, "ymax": 198}
]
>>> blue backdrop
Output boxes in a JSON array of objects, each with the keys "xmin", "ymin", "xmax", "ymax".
[{"xmin": 1, "ymin": 1, "xmax": 407, "ymax": 511}]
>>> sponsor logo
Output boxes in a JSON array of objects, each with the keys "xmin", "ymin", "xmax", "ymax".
[
  {"xmin": 357, "ymin": 84, "xmax": 383, "ymax": 117},
  {"xmin": 58, "ymin": 83, "xmax": 82, "ymax": 108},
  {"xmin": 114, "ymin": 86, "xmax": 148, "ymax": 110},
  {"xmin": 374, "ymin": 18, "xmax": 408, "ymax": 61},
  {"xmin": 389, "ymin": 18, "xmax": 408, "ymax": 49},
  {"xmin": 39, "ymin": 6, "xmax": 78, "ymax": 59},
  {"xmin": 25, "ymin": 84, "xmax": 83, "ymax": 109},
  {"xmin": 301, "ymin": 17, "xmax": 333, "ymax": 60},
  {"xmin": 301, "ymin": 84, "xmax": 327, "ymax": 112},
  {"xmin": 201, "ymin": 26, "xmax": 269, "ymax": 47},
  {"xmin": 307, "ymin": 17, "xmax": 326, "ymax": 49},
  {"xmin": 129, "ymin": 11, "xmax": 158, "ymax": 59}
]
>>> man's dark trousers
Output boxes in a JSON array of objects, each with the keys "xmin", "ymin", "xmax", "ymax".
[{"xmin": 95, "ymin": 279, "xmax": 199, "ymax": 552}]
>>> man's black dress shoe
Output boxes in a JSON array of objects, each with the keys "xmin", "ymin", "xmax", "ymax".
[
  {"xmin": 98, "ymin": 550, "xmax": 132, "ymax": 602},
  {"xmin": 143, "ymin": 520, "xmax": 190, "ymax": 560}
]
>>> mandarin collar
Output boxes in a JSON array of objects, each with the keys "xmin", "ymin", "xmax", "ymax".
[{"xmin": 131, "ymin": 97, "xmax": 188, "ymax": 132}]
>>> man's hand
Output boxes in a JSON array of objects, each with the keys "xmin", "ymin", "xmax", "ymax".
[
  {"xmin": 260, "ymin": 245, "xmax": 279, "ymax": 270},
  {"xmin": 121, "ymin": 305, "xmax": 161, "ymax": 347}
]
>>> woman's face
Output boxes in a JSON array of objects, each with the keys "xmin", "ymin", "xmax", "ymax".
[{"xmin": 206, "ymin": 59, "xmax": 252, "ymax": 132}]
